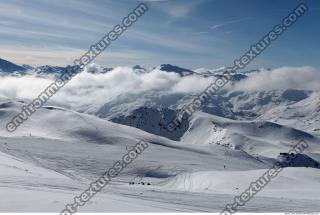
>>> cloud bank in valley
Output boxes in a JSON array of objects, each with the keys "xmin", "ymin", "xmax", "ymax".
[
  {"xmin": 0, "ymin": 65, "xmax": 319, "ymax": 112},
  {"xmin": 0, "ymin": 66, "xmax": 216, "ymax": 111},
  {"xmin": 233, "ymin": 66, "xmax": 320, "ymax": 92}
]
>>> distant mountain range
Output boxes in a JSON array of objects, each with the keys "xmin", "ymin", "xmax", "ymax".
[
  {"xmin": 2, "ymin": 57, "xmax": 319, "ymax": 141},
  {"xmin": 0, "ymin": 58, "xmax": 230, "ymax": 77}
]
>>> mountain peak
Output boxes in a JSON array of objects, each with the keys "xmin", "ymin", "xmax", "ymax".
[
  {"xmin": 158, "ymin": 64, "xmax": 194, "ymax": 76},
  {"xmin": 0, "ymin": 58, "xmax": 25, "ymax": 73},
  {"xmin": 133, "ymin": 65, "xmax": 144, "ymax": 70},
  {"xmin": 22, "ymin": 64, "xmax": 33, "ymax": 70}
]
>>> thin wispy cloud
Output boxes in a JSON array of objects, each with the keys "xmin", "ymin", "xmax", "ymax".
[
  {"xmin": 194, "ymin": 31, "xmax": 209, "ymax": 35},
  {"xmin": 154, "ymin": 0, "xmax": 202, "ymax": 18},
  {"xmin": 0, "ymin": 0, "xmax": 318, "ymax": 69},
  {"xmin": 211, "ymin": 17, "xmax": 251, "ymax": 30}
]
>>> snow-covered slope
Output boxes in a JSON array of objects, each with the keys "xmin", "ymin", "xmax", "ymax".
[
  {"xmin": 1, "ymin": 62, "xmax": 320, "ymax": 212},
  {"xmin": 181, "ymin": 112, "xmax": 320, "ymax": 163},
  {"xmin": 105, "ymin": 89, "xmax": 315, "ymax": 141},
  {"xmin": 163, "ymin": 168, "xmax": 320, "ymax": 200},
  {"xmin": 261, "ymin": 91, "xmax": 320, "ymax": 136},
  {"xmin": 1, "ymin": 97, "xmax": 320, "ymax": 212},
  {"xmin": 111, "ymin": 107, "xmax": 189, "ymax": 141}
]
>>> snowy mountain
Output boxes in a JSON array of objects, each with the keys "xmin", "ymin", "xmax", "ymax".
[
  {"xmin": 261, "ymin": 91, "xmax": 320, "ymax": 136},
  {"xmin": 0, "ymin": 58, "xmax": 25, "ymax": 73},
  {"xmin": 1, "ymin": 61, "xmax": 318, "ymax": 141},
  {"xmin": 21, "ymin": 64, "xmax": 33, "ymax": 70},
  {"xmin": 96, "ymin": 88, "xmax": 315, "ymax": 140},
  {"xmin": 34, "ymin": 65, "xmax": 76, "ymax": 74},
  {"xmin": 1, "ymin": 98, "xmax": 320, "ymax": 212},
  {"xmin": 33, "ymin": 64, "xmax": 113, "ymax": 76},
  {"xmin": 158, "ymin": 64, "xmax": 195, "ymax": 76},
  {"xmin": 132, "ymin": 65, "xmax": 147, "ymax": 73},
  {"xmin": 111, "ymin": 107, "xmax": 189, "ymax": 141},
  {"xmin": 194, "ymin": 66, "xmax": 227, "ymax": 75},
  {"xmin": 84, "ymin": 63, "xmax": 112, "ymax": 74},
  {"xmin": 0, "ymin": 61, "xmax": 320, "ymax": 212}
]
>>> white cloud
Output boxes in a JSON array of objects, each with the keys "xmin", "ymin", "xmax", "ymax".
[
  {"xmin": 233, "ymin": 66, "xmax": 320, "ymax": 91},
  {"xmin": 153, "ymin": 0, "xmax": 202, "ymax": 18},
  {"xmin": 211, "ymin": 18, "xmax": 251, "ymax": 30},
  {"xmin": 1, "ymin": 66, "xmax": 318, "ymax": 114},
  {"xmin": 0, "ymin": 66, "xmax": 213, "ymax": 111},
  {"xmin": 83, "ymin": 63, "xmax": 106, "ymax": 73}
]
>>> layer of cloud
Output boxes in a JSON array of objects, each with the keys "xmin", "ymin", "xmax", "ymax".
[
  {"xmin": 0, "ymin": 66, "xmax": 319, "ymax": 113},
  {"xmin": 233, "ymin": 66, "xmax": 320, "ymax": 91},
  {"xmin": 0, "ymin": 66, "xmax": 215, "ymax": 111}
]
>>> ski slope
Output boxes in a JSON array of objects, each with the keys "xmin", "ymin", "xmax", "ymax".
[{"xmin": 1, "ymin": 98, "xmax": 320, "ymax": 212}]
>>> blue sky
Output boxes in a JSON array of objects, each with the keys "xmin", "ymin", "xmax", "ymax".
[{"xmin": 0, "ymin": 0, "xmax": 319, "ymax": 70}]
